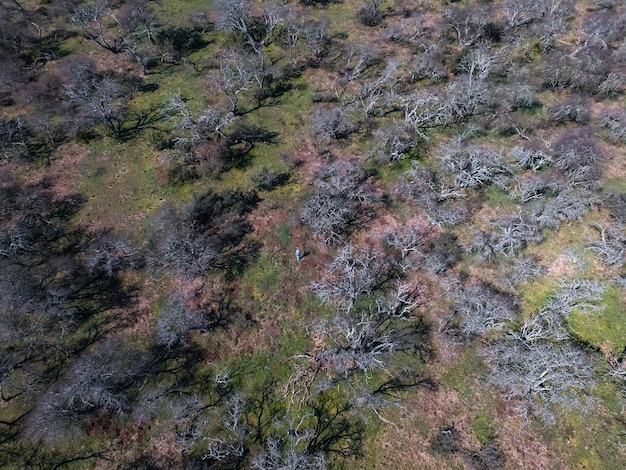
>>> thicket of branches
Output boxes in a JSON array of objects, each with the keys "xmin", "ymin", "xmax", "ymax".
[{"xmin": 1, "ymin": 0, "xmax": 625, "ymax": 467}]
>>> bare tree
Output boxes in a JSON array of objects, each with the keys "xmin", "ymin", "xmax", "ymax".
[
  {"xmin": 383, "ymin": 219, "xmax": 430, "ymax": 267},
  {"xmin": 550, "ymin": 96, "xmax": 591, "ymax": 124},
  {"xmin": 151, "ymin": 189, "xmax": 259, "ymax": 278},
  {"xmin": 510, "ymin": 145, "xmax": 552, "ymax": 172},
  {"xmin": 283, "ymin": 12, "xmax": 305, "ymax": 65},
  {"xmin": 515, "ymin": 279, "xmax": 606, "ymax": 346},
  {"xmin": 585, "ymin": 222, "xmax": 626, "ymax": 267},
  {"xmin": 484, "ymin": 338, "xmax": 597, "ymax": 424},
  {"xmin": 62, "ymin": 62, "xmax": 139, "ymax": 138},
  {"xmin": 356, "ymin": 60, "xmax": 400, "ymax": 118},
  {"xmin": 452, "ymin": 284, "xmax": 519, "ymax": 338},
  {"xmin": 501, "ymin": 0, "xmax": 543, "ymax": 28},
  {"xmin": 0, "ymin": 116, "xmax": 27, "ymax": 161},
  {"xmin": 598, "ymin": 72, "xmax": 624, "ymax": 96},
  {"xmin": 438, "ymin": 145, "xmax": 512, "ymax": 191},
  {"xmin": 531, "ymin": 0, "xmax": 574, "ymax": 50},
  {"xmin": 515, "ymin": 173, "xmax": 563, "ymax": 203},
  {"xmin": 534, "ymin": 187, "xmax": 599, "ymax": 229},
  {"xmin": 502, "ymin": 256, "xmax": 546, "ymax": 288},
  {"xmin": 303, "ymin": 18, "xmax": 332, "ymax": 66},
  {"xmin": 443, "ymin": 5, "xmax": 491, "ymax": 47},
  {"xmin": 541, "ymin": 50, "xmax": 575, "ymax": 89},
  {"xmin": 400, "ymin": 161, "xmax": 470, "ymax": 227},
  {"xmin": 301, "ymin": 160, "xmax": 377, "ymax": 245},
  {"xmin": 310, "ymin": 106, "xmax": 358, "ymax": 140},
  {"xmin": 457, "ymin": 44, "xmax": 509, "ymax": 86},
  {"xmin": 403, "ymin": 90, "xmax": 451, "ymax": 140},
  {"xmin": 203, "ymin": 393, "xmax": 252, "ymax": 462},
  {"xmin": 25, "ymin": 338, "xmax": 148, "ymax": 443},
  {"xmin": 155, "ymin": 219, "xmax": 221, "ymax": 278},
  {"xmin": 155, "ymin": 293, "xmax": 205, "ymax": 349},
  {"xmin": 356, "ymin": 0, "xmax": 385, "ymax": 27},
  {"xmin": 386, "ymin": 10, "xmax": 428, "ymax": 44},
  {"xmin": 118, "ymin": 0, "xmax": 156, "ymax": 44},
  {"xmin": 406, "ymin": 40, "xmax": 448, "ymax": 83},
  {"xmin": 292, "ymin": 281, "xmax": 425, "ymax": 389},
  {"xmin": 445, "ymin": 77, "xmax": 495, "ymax": 123},
  {"xmin": 0, "ymin": 221, "xmax": 32, "ymax": 259},
  {"xmin": 163, "ymin": 93, "xmax": 234, "ymax": 149},
  {"xmin": 311, "ymin": 243, "xmax": 397, "ymax": 312},
  {"xmin": 489, "ymin": 212, "xmax": 544, "ymax": 256},
  {"xmin": 368, "ymin": 122, "xmax": 416, "ymax": 162},
  {"xmin": 599, "ymin": 108, "xmax": 626, "ymax": 143},
  {"xmin": 253, "ymin": 389, "xmax": 377, "ymax": 467},
  {"xmin": 212, "ymin": 53, "xmax": 254, "ymax": 115},
  {"xmin": 252, "ymin": 432, "xmax": 328, "ymax": 470},
  {"xmin": 71, "ymin": 0, "xmax": 129, "ymax": 54},
  {"xmin": 214, "ymin": 0, "xmax": 286, "ymax": 67},
  {"xmin": 86, "ymin": 235, "xmax": 140, "ymax": 277}
]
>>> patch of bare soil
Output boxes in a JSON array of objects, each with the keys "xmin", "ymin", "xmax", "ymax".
[
  {"xmin": 498, "ymin": 418, "xmax": 551, "ymax": 470},
  {"xmin": 84, "ymin": 43, "xmax": 146, "ymax": 78},
  {"xmin": 366, "ymin": 376, "xmax": 552, "ymax": 469},
  {"xmin": 25, "ymin": 141, "xmax": 88, "ymax": 199},
  {"xmin": 289, "ymin": 138, "xmax": 327, "ymax": 184},
  {"xmin": 547, "ymin": 252, "xmax": 582, "ymax": 278}
]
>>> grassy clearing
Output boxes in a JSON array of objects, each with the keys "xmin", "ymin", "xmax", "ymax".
[
  {"xmin": 441, "ymin": 346, "xmax": 487, "ymax": 399},
  {"xmin": 77, "ymin": 136, "xmax": 170, "ymax": 235},
  {"xmin": 151, "ymin": 0, "xmax": 215, "ymax": 27},
  {"xmin": 483, "ymin": 185, "xmax": 519, "ymax": 210},
  {"xmin": 471, "ymin": 412, "xmax": 497, "ymax": 445},
  {"xmin": 543, "ymin": 406, "xmax": 626, "ymax": 469},
  {"xmin": 517, "ymin": 278, "xmax": 559, "ymax": 318},
  {"xmin": 569, "ymin": 285, "xmax": 626, "ymax": 351},
  {"xmin": 239, "ymin": 253, "xmax": 287, "ymax": 305}
]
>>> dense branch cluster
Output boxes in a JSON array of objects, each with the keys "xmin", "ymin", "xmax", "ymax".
[
  {"xmin": 482, "ymin": 280, "xmax": 606, "ymax": 423},
  {"xmin": 0, "ymin": 0, "xmax": 625, "ymax": 467}
]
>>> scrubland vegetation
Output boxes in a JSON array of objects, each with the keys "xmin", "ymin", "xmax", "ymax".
[{"xmin": 1, "ymin": 0, "xmax": 625, "ymax": 468}]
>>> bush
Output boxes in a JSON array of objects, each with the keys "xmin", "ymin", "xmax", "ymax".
[
  {"xmin": 311, "ymin": 106, "xmax": 358, "ymax": 140},
  {"xmin": 249, "ymin": 165, "xmax": 289, "ymax": 191},
  {"xmin": 550, "ymin": 96, "xmax": 590, "ymax": 124},
  {"xmin": 553, "ymin": 128, "xmax": 603, "ymax": 184},
  {"xmin": 189, "ymin": 188, "xmax": 260, "ymax": 230},
  {"xmin": 452, "ymin": 284, "xmax": 519, "ymax": 338},
  {"xmin": 356, "ymin": 5, "xmax": 381, "ymax": 27},
  {"xmin": 301, "ymin": 160, "xmax": 377, "ymax": 244},
  {"xmin": 156, "ymin": 26, "xmax": 205, "ymax": 61}
]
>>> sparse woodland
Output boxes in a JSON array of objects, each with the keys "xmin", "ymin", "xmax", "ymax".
[{"xmin": 1, "ymin": 0, "xmax": 626, "ymax": 468}]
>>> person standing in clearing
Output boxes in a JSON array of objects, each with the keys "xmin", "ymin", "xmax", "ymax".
[{"xmin": 295, "ymin": 248, "xmax": 302, "ymax": 261}]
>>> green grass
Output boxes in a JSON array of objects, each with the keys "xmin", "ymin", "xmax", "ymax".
[
  {"xmin": 471, "ymin": 413, "xmax": 496, "ymax": 445},
  {"xmin": 517, "ymin": 278, "xmax": 559, "ymax": 318},
  {"xmin": 544, "ymin": 405, "xmax": 626, "ymax": 469},
  {"xmin": 239, "ymin": 254, "xmax": 287, "ymax": 304},
  {"xmin": 78, "ymin": 136, "xmax": 172, "ymax": 235},
  {"xmin": 442, "ymin": 347, "xmax": 488, "ymax": 399},
  {"xmin": 569, "ymin": 285, "xmax": 626, "ymax": 351},
  {"xmin": 275, "ymin": 222, "xmax": 292, "ymax": 247},
  {"xmin": 152, "ymin": 0, "xmax": 216, "ymax": 27},
  {"xmin": 603, "ymin": 175, "xmax": 626, "ymax": 193},
  {"xmin": 483, "ymin": 185, "xmax": 518, "ymax": 209}
]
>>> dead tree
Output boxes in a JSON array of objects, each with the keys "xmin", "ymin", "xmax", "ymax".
[
  {"xmin": 585, "ymin": 222, "xmax": 626, "ymax": 267},
  {"xmin": 452, "ymin": 284, "xmax": 519, "ymax": 338},
  {"xmin": 71, "ymin": 1, "xmax": 129, "ymax": 54},
  {"xmin": 301, "ymin": 160, "xmax": 377, "ymax": 245},
  {"xmin": 484, "ymin": 338, "xmax": 597, "ymax": 424}
]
